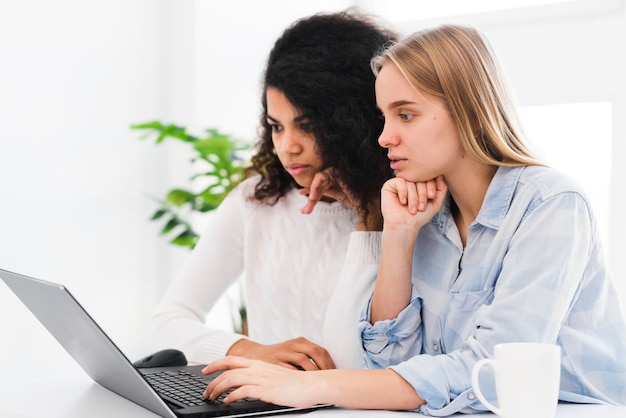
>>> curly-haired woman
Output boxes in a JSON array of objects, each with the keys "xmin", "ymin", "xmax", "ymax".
[{"xmin": 146, "ymin": 9, "xmax": 397, "ymax": 370}]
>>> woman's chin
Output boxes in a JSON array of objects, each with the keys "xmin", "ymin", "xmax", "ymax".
[
  {"xmin": 294, "ymin": 178, "xmax": 310, "ymax": 188},
  {"xmin": 291, "ymin": 176, "xmax": 312, "ymax": 190},
  {"xmin": 393, "ymin": 170, "xmax": 434, "ymax": 183}
]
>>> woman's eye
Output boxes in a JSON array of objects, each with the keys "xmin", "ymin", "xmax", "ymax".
[
  {"xmin": 399, "ymin": 113, "xmax": 414, "ymax": 122},
  {"xmin": 269, "ymin": 124, "xmax": 282, "ymax": 133},
  {"xmin": 299, "ymin": 122, "xmax": 314, "ymax": 133}
]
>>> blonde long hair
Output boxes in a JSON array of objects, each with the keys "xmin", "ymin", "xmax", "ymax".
[{"xmin": 371, "ymin": 24, "xmax": 544, "ymax": 167}]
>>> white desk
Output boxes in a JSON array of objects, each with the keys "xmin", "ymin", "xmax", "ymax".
[
  {"xmin": 0, "ymin": 323, "xmax": 623, "ymax": 418},
  {"xmin": 2, "ymin": 280, "xmax": 623, "ymax": 418},
  {"xmin": 0, "ymin": 366, "xmax": 624, "ymax": 418}
]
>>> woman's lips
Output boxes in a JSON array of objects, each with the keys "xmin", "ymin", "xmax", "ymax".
[
  {"xmin": 286, "ymin": 163, "xmax": 309, "ymax": 176},
  {"xmin": 388, "ymin": 156, "xmax": 407, "ymax": 171}
]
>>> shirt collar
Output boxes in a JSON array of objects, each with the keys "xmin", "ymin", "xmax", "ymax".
[{"xmin": 432, "ymin": 165, "xmax": 525, "ymax": 231}]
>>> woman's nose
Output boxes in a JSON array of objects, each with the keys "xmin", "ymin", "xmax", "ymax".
[
  {"xmin": 378, "ymin": 123, "xmax": 398, "ymax": 148},
  {"xmin": 278, "ymin": 129, "xmax": 303, "ymax": 154}
]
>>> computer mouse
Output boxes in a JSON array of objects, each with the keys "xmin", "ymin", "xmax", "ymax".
[{"xmin": 133, "ymin": 348, "xmax": 188, "ymax": 368}]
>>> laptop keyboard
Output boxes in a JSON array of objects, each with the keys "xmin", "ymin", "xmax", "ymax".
[{"xmin": 143, "ymin": 369, "xmax": 235, "ymax": 407}]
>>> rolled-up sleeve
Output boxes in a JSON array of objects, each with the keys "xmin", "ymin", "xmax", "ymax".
[
  {"xmin": 390, "ymin": 351, "xmax": 485, "ymax": 415},
  {"xmin": 358, "ymin": 286, "xmax": 423, "ymax": 368}
]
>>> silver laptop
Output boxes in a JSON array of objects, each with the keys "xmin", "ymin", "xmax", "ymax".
[{"xmin": 0, "ymin": 268, "xmax": 331, "ymax": 418}]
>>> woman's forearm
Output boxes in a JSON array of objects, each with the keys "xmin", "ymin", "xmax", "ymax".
[
  {"xmin": 370, "ymin": 228, "xmax": 416, "ymax": 323},
  {"xmin": 314, "ymin": 368, "xmax": 425, "ymax": 410}
]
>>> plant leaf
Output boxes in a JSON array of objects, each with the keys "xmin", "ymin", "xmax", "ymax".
[
  {"xmin": 150, "ymin": 208, "xmax": 167, "ymax": 221},
  {"xmin": 170, "ymin": 229, "xmax": 199, "ymax": 249},
  {"xmin": 160, "ymin": 217, "xmax": 182, "ymax": 235},
  {"xmin": 166, "ymin": 189, "xmax": 196, "ymax": 207}
]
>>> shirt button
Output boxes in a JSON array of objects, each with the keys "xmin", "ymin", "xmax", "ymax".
[
  {"xmin": 433, "ymin": 344, "xmax": 440, "ymax": 352},
  {"xmin": 468, "ymin": 392, "xmax": 476, "ymax": 400}
]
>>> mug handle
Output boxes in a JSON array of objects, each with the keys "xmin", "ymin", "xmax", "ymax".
[{"xmin": 471, "ymin": 358, "xmax": 503, "ymax": 416}]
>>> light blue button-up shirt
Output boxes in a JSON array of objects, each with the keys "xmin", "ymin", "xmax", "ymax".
[{"xmin": 359, "ymin": 165, "xmax": 626, "ymax": 415}]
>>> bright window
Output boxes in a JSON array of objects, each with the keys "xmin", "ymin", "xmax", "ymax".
[{"xmin": 519, "ymin": 102, "xmax": 612, "ymax": 248}]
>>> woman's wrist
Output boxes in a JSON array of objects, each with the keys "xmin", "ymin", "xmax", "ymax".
[{"xmin": 227, "ymin": 338, "xmax": 255, "ymax": 357}]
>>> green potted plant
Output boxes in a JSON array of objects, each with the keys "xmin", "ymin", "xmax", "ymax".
[
  {"xmin": 132, "ymin": 120, "xmax": 249, "ymax": 334},
  {"xmin": 132, "ymin": 121, "xmax": 249, "ymax": 248}
]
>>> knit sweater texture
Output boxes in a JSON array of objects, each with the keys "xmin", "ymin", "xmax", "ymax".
[{"xmin": 147, "ymin": 176, "xmax": 370, "ymax": 366}]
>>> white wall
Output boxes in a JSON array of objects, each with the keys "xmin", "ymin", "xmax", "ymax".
[{"xmin": 0, "ymin": 0, "xmax": 182, "ymax": 370}]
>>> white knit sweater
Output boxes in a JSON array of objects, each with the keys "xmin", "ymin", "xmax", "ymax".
[{"xmin": 147, "ymin": 176, "xmax": 380, "ymax": 367}]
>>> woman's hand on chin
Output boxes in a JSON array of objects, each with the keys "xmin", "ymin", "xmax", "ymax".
[{"xmin": 381, "ymin": 176, "xmax": 447, "ymax": 232}]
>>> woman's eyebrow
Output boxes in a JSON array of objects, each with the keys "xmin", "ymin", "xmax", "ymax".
[
  {"xmin": 294, "ymin": 113, "xmax": 312, "ymax": 123},
  {"xmin": 266, "ymin": 112, "xmax": 312, "ymax": 124},
  {"xmin": 390, "ymin": 99, "xmax": 418, "ymax": 109},
  {"xmin": 378, "ymin": 99, "xmax": 418, "ymax": 113}
]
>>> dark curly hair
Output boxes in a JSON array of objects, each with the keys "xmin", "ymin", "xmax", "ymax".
[{"xmin": 249, "ymin": 9, "xmax": 397, "ymax": 211}]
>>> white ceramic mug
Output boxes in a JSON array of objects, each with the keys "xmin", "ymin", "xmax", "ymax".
[{"xmin": 471, "ymin": 342, "xmax": 561, "ymax": 418}]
